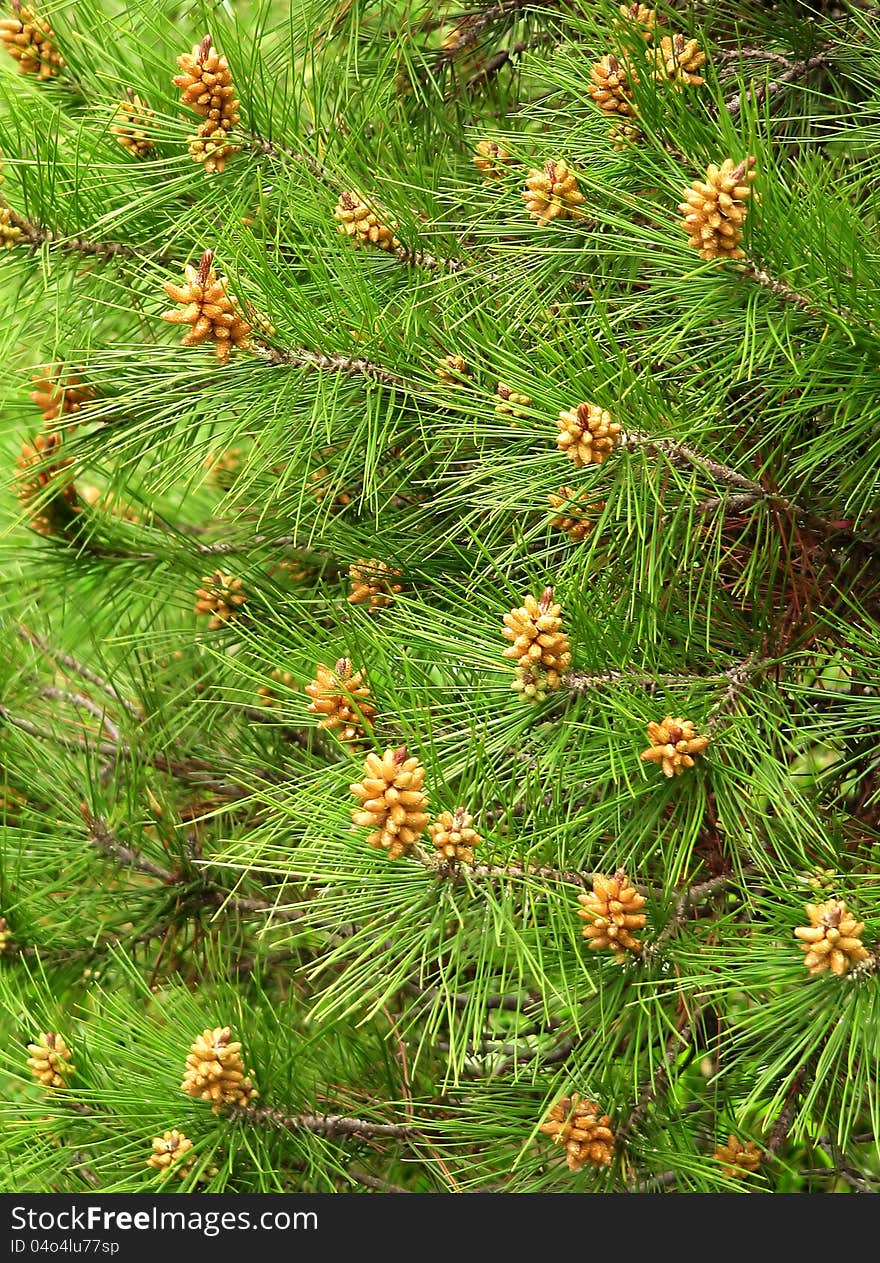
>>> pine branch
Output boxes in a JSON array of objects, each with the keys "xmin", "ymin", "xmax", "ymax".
[
  {"xmin": 725, "ymin": 51, "xmax": 829, "ymax": 119},
  {"xmin": 6, "ymin": 209, "xmax": 174, "ymax": 268},
  {"xmin": 17, "ymin": 626, "xmax": 142, "ymax": 719},
  {"xmin": 232, "ymin": 1103, "xmax": 416, "ymax": 1141}
]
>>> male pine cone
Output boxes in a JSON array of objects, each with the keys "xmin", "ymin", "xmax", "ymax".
[
  {"xmin": 502, "ymin": 587, "xmax": 571, "ymax": 693},
  {"xmin": 522, "ymin": 160, "xmax": 587, "ymax": 227},
  {"xmin": 306, "ymin": 658, "xmax": 376, "ymax": 742},
  {"xmin": 540, "ymin": 1095, "xmax": 615, "ymax": 1170},
  {"xmin": 194, "ymin": 571, "xmax": 247, "ymax": 629},
  {"xmin": 429, "ymin": 808, "xmax": 483, "ymax": 865},
  {"xmin": 26, "ymin": 1031, "xmax": 74, "ymax": 1090},
  {"xmin": 162, "ymin": 251, "xmax": 253, "ymax": 364},
  {"xmin": 350, "ymin": 747, "xmax": 429, "ymax": 860},
  {"xmin": 556, "ymin": 403, "xmax": 621, "ymax": 467},
  {"xmin": 679, "ymin": 158, "xmax": 756, "ymax": 262},
  {"xmin": 578, "ymin": 870, "xmax": 647, "ymax": 961},
  {"xmin": 640, "ymin": 716, "xmax": 708, "ymax": 777},
  {"xmin": 0, "ymin": 3, "xmax": 63, "ymax": 79},
  {"xmin": 794, "ymin": 899, "xmax": 869, "ymax": 976},
  {"xmin": 180, "ymin": 1026, "xmax": 257, "ymax": 1112}
]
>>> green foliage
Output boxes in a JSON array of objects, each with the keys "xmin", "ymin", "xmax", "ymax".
[{"xmin": 0, "ymin": 0, "xmax": 879, "ymax": 1194}]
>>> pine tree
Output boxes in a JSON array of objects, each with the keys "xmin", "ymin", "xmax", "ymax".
[{"xmin": 0, "ymin": 0, "xmax": 879, "ymax": 1196}]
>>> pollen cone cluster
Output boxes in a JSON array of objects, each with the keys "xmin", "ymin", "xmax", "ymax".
[
  {"xmin": 26, "ymin": 1031, "xmax": 74, "ymax": 1090},
  {"xmin": 31, "ymin": 368, "xmax": 92, "ymax": 426},
  {"xmin": 648, "ymin": 33, "xmax": 706, "ymax": 87},
  {"xmin": 429, "ymin": 807, "xmax": 483, "ymax": 865},
  {"xmin": 473, "ymin": 139, "xmax": 515, "ymax": 181},
  {"xmin": 194, "ymin": 571, "xmax": 247, "ymax": 629},
  {"xmin": 16, "ymin": 432, "xmax": 80, "ymax": 536},
  {"xmin": 714, "ymin": 1135, "xmax": 762, "ymax": 1178},
  {"xmin": 350, "ymin": 746, "xmax": 429, "ymax": 860},
  {"xmin": 162, "ymin": 251, "xmax": 253, "ymax": 364},
  {"xmin": 679, "ymin": 158, "xmax": 756, "ymax": 262},
  {"xmin": 589, "ymin": 54, "xmax": 638, "ymax": 115},
  {"xmin": 0, "ymin": 916, "xmax": 11, "ymax": 952},
  {"xmin": 0, "ymin": 4, "xmax": 64, "ymax": 79},
  {"xmin": 522, "ymin": 160, "xmax": 587, "ymax": 227},
  {"xmin": 173, "ymin": 36, "xmax": 240, "ymax": 174},
  {"xmin": 556, "ymin": 403, "xmax": 622, "ymax": 467},
  {"xmin": 347, "ymin": 558, "xmax": 402, "ymax": 610},
  {"xmin": 435, "ymin": 354, "xmax": 471, "ymax": 387},
  {"xmin": 640, "ymin": 716, "xmax": 709, "ymax": 777},
  {"xmin": 540, "ymin": 1095, "xmax": 615, "ymax": 1170},
  {"xmin": 257, "ymin": 668, "xmax": 295, "ymax": 707},
  {"xmin": 548, "ymin": 487, "xmax": 605, "ymax": 542},
  {"xmin": 0, "ymin": 204, "xmax": 20, "ymax": 248},
  {"xmin": 578, "ymin": 869, "xmax": 647, "ymax": 961},
  {"xmin": 147, "ymin": 1130, "xmax": 195, "ymax": 1179},
  {"xmin": 495, "ymin": 383, "xmax": 531, "ymax": 418},
  {"xmin": 180, "ymin": 1026, "xmax": 257, "ymax": 1112},
  {"xmin": 502, "ymin": 587, "xmax": 571, "ymax": 696},
  {"xmin": 111, "ymin": 93, "xmax": 155, "ymax": 159},
  {"xmin": 615, "ymin": 3, "xmax": 656, "ymax": 40},
  {"xmin": 306, "ymin": 658, "xmax": 376, "ymax": 742},
  {"xmin": 794, "ymin": 899, "xmax": 869, "ymax": 976},
  {"xmin": 334, "ymin": 191, "xmax": 400, "ymax": 252}
]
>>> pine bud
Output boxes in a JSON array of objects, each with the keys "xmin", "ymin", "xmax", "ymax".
[
  {"xmin": 347, "ymin": 558, "xmax": 402, "ymax": 610},
  {"xmin": 540, "ymin": 1095, "xmax": 615, "ymax": 1169},
  {"xmin": 502, "ymin": 587, "xmax": 571, "ymax": 692},
  {"xmin": 679, "ymin": 157, "xmax": 756, "ymax": 263},
  {"xmin": 180, "ymin": 1026, "xmax": 257, "ymax": 1112},
  {"xmin": 111, "ymin": 92, "xmax": 155, "ymax": 159},
  {"xmin": 0, "ymin": 204, "xmax": 20, "ymax": 248},
  {"xmin": 556, "ymin": 403, "xmax": 621, "ymax": 467},
  {"xmin": 306, "ymin": 658, "xmax": 376, "ymax": 742},
  {"xmin": 522, "ymin": 160, "xmax": 587, "ymax": 227},
  {"xmin": 334, "ymin": 191, "xmax": 400, "ymax": 252},
  {"xmin": 350, "ymin": 746, "xmax": 429, "ymax": 860},
  {"xmin": 589, "ymin": 55, "xmax": 638, "ymax": 116},
  {"xmin": 577, "ymin": 869, "xmax": 647, "ymax": 961},
  {"xmin": 548, "ymin": 487, "xmax": 605, "ymax": 541},
  {"xmin": 495, "ymin": 383, "xmax": 531, "ymax": 418},
  {"xmin": 713, "ymin": 1135, "xmax": 762, "ymax": 1177},
  {"xmin": 473, "ymin": 140, "xmax": 515, "ymax": 181},
  {"xmin": 26, "ymin": 1031, "xmax": 74, "ymax": 1090},
  {"xmin": 194, "ymin": 571, "xmax": 247, "ymax": 629},
  {"xmin": 640, "ymin": 715, "xmax": 709, "ymax": 777},
  {"xmin": 16, "ymin": 431, "xmax": 80, "ymax": 536},
  {"xmin": 647, "ymin": 33, "xmax": 706, "ymax": 87},
  {"xmin": 794, "ymin": 899, "xmax": 869, "ymax": 976},
  {"xmin": 147, "ymin": 1130, "xmax": 196, "ymax": 1179},
  {"xmin": 0, "ymin": 4, "xmax": 64, "ymax": 79},
  {"xmin": 161, "ymin": 250, "xmax": 253, "ymax": 364},
  {"xmin": 428, "ymin": 807, "xmax": 483, "ymax": 865}
]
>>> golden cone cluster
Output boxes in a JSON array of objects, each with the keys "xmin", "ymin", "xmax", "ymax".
[
  {"xmin": 194, "ymin": 571, "xmax": 247, "ymax": 629},
  {"xmin": 429, "ymin": 807, "xmax": 482, "ymax": 865},
  {"xmin": 162, "ymin": 250, "xmax": 253, "ymax": 364},
  {"xmin": 147, "ymin": 1130, "xmax": 196, "ymax": 1179},
  {"xmin": 648, "ymin": 33, "xmax": 706, "ymax": 87},
  {"xmin": 347, "ymin": 558, "xmax": 402, "ymax": 610},
  {"xmin": 556, "ymin": 403, "xmax": 621, "ymax": 467},
  {"xmin": 0, "ymin": 916, "xmax": 10, "ymax": 953},
  {"xmin": 334, "ymin": 191, "xmax": 400, "ymax": 252},
  {"xmin": 26, "ymin": 1031, "xmax": 74, "ymax": 1090},
  {"xmin": 502, "ymin": 587, "xmax": 571, "ymax": 696},
  {"xmin": 306, "ymin": 658, "xmax": 375, "ymax": 742},
  {"xmin": 578, "ymin": 869, "xmax": 647, "ymax": 961},
  {"xmin": 615, "ymin": 3, "xmax": 656, "ymax": 40},
  {"xmin": 0, "ymin": 4, "xmax": 63, "ymax": 79},
  {"xmin": 640, "ymin": 716, "xmax": 709, "ymax": 777},
  {"xmin": 473, "ymin": 140, "xmax": 515, "ymax": 182},
  {"xmin": 180, "ymin": 1026, "xmax": 257, "ymax": 1113},
  {"xmin": 0, "ymin": 204, "xmax": 20, "ymax": 248},
  {"xmin": 204, "ymin": 448, "xmax": 242, "ymax": 487},
  {"xmin": 794, "ymin": 899, "xmax": 869, "ymax": 976},
  {"xmin": 435, "ymin": 354, "xmax": 471, "ymax": 388},
  {"xmin": 540, "ymin": 1095, "xmax": 615, "ymax": 1170},
  {"xmin": 16, "ymin": 432, "xmax": 80, "ymax": 536},
  {"xmin": 79, "ymin": 482, "xmax": 140, "ymax": 524},
  {"xmin": 173, "ymin": 36, "xmax": 240, "ymax": 174},
  {"xmin": 522, "ymin": 160, "xmax": 587, "ymax": 227},
  {"xmin": 714, "ymin": 1135, "xmax": 762, "ymax": 1178},
  {"xmin": 350, "ymin": 746, "xmax": 429, "ymax": 860},
  {"xmin": 589, "ymin": 54, "xmax": 638, "ymax": 116},
  {"xmin": 679, "ymin": 158, "xmax": 756, "ymax": 263},
  {"xmin": 310, "ymin": 467, "xmax": 353, "ymax": 510},
  {"xmin": 111, "ymin": 93, "xmax": 155, "ymax": 159},
  {"xmin": 31, "ymin": 368, "xmax": 92, "ymax": 426},
  {"xmin": 548, "ymin": 487, "xmax": 605, "ymax": 542},
  {"xmin": 495, "ymin": 383, "xmax": 531, "ymax": 419}
]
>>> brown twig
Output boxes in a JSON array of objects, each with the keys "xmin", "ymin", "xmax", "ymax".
[
  {"xmin": 725, "ymin": 52, "xmax": 828, "ymax": 119},
  {"xmin": 232, "ymin": 1102, "xmax": 416, "ymax": 1141}
]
